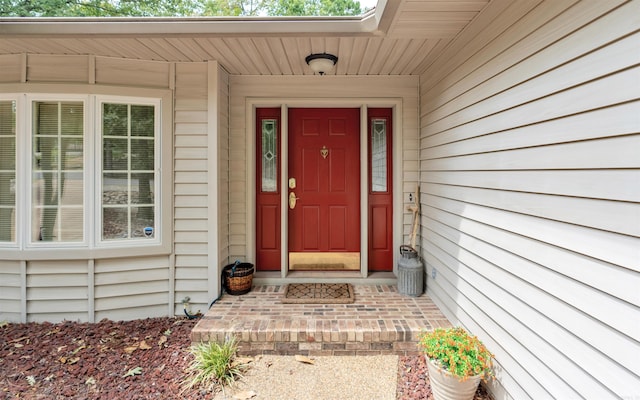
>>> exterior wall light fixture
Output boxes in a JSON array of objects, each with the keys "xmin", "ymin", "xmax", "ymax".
[{"xmin": 305, "ymin": 53, "xmax": 338, "ymax": 75}]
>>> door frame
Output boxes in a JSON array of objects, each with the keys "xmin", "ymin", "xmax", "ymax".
[{"xmin": 247, "ymin": 98, "xmax": 403, "ymax": 278}]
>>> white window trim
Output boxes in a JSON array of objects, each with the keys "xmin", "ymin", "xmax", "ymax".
[
  {"xmin": 0, "ymin": 84, "xmax": 172, "ymax": 260},
  {"xmin": 95, "ymin": 95, "xmax": 162, "ymax": 248},
  {"xmin": 0, "ymin": 94, "xmax": 20, "ymax": 248},
  {"xmin": 25, "ymin": 93, "xmax": 90, "ymax": 248}
]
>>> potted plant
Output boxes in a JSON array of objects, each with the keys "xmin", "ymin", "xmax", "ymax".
[{"xmin": 418, "ymin": 327, "xmax": 494, "ymax": 400}]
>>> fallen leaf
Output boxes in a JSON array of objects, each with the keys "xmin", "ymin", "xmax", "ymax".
[
  {"xmin": 124, "ymin": 346, "xmax": 138, "ymax": 354},
  {"xmin": 57, "ymin": 345, "xmax": 67, "ymax": 353},
  {"xmin": 122, "ymin": 366, "xmax": 143, "ymax": 378},
  {"xmin": 14, "ymin": 343, "xmax": 24, "ymax": 348},
  {"xmin": 67, "ymin": 357, "xmax": 80, "ymax": 365},
  {"xmin": 85, "ymin": 377, "xmax": 96, "ymax": 386},
  {"xmin": 139, "ymin": 340, "xmax": 152, "ymax": 350},
  {"xmin": 72, "ymin": 345, "xmax": 87, "ymax": 355},
  {"xmin": 294, "ymin": 355, "xmax": 315, "ymax": 365},
  {"xmin": 59, "ymin": 357, "xmax": 67, "ymax": 364},
  {"xmin": 233, "ymin": 390, "xmax": 257, "ymax": 399},
  {"xmin": 157, "ymin": 335, "xmax": 167, "ymax": 347}
]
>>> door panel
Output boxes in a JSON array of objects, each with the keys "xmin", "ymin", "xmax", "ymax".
[{"xmin": 288, "ymin": 108, "xmax": 360, "ymax": 270}]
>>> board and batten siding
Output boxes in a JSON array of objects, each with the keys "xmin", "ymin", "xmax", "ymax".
[
  {"xmin": 419, "ymin": 1, "xmax": 639, "ymax": 399},
  {"xmin": 228, "ymin": 75, "xmax": 420, "ymax": 267},
  {"xmin": 0, "ymin": 55, "xmax": 218, "ymax": 322}
]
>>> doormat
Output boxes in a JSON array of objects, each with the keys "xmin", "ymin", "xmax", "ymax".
[{"xmin": 282, "ymin": 283, "xmax": 355, "ymax": 304}]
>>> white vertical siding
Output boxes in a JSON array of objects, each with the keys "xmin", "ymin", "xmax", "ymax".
[
  {"xmin": 420, "ymin": 1, "xmax": 640, "ymax": 399},
  {"xmin": 229, "ymin": 75, "xmax": 420, "ymax": 262},
  {"xmin": 173, "ymin": 62, "xmax": 212, "ymax": 314}
]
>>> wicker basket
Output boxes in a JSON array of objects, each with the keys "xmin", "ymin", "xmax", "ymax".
[{"xmin": 222, "ymin": 262, "xmax": 254, "ymax": 295}]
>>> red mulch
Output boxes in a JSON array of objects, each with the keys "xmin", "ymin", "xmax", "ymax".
[
  {"xmin": 1, "ymin": 317, "xmax": 492, "ymax": 399},
  {"xmin": 1, "ymin": 317, "xmax": 206, "ymax": 399},
  {"xmin": 397, "ymin": 355, "xmax": 493, "ymax": 400}
]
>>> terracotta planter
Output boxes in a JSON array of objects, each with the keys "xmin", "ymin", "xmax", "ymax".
[{"xmin": 426, "ymin": 356, "xmax": 482, "ymax": 400}]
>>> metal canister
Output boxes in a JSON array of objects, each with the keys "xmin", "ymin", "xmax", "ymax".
[{"xmin": 397, "ymin": 245, "xmax": 424, "ymax": 296}]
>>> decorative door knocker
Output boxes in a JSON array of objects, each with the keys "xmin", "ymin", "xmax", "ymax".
[{"xmin": 320, "ymin": 146, "xmax": 329, "ymax": 159}]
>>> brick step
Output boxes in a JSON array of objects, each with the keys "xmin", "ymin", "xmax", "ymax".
[{"xmin": 191, "ymin": 285, "xmax": 452, "ymax": 356}]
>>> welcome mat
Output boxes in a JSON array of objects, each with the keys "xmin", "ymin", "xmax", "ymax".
[{"xmin": 282, "ymin": 283, "xmax": 355, "ymax": 304}]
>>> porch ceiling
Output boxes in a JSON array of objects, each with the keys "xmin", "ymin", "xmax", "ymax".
[{"xmin": 0, "ymin": 0, "xmax": 490, "ymax": 76}]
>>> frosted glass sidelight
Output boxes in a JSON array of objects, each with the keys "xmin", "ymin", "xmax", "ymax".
[
  {"xmin": 261, "ymin": 119, "xmax": 277, "ymax": 192},
  {"xmin": 371, "ymin": 119, "xmax": 387, "ymax": 192}
]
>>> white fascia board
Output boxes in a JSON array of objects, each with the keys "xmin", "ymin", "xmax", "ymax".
[{"xmin": 0, "ymin": 6, "xmax": 384, "ymax": 37}]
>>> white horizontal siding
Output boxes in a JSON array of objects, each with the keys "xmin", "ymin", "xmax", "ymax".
[
  {"xmin": 173, "ymin": 62, "xmax": 212, "ymax": 314},
  {"xmin": 25, "ymin": 260, "xmax": 88, "ymax": 322},
  {"xmin": 0, "ymin": 54, "xmax": 23, "ymax": 83},
  {"xmin": 27, "ymin": 54, "xmax": 89, "ymax": 83},
  {"xmin": 420, "ymin": 1, "xmax": 640, "ymax": 399},
  {"xmin": 95, "ymin": 56, "xmax": 170, "ymax": 88},
  {"xmin": 194, "ymin": 61, "xmax": 231, "ymax": 308},
  {"xmin": 0, "ymin": 260, "xmax": 22, "ymax": 321},
  {"xmin": 94, "ymin": 256, "xmax": 170, "ymax": 321}
]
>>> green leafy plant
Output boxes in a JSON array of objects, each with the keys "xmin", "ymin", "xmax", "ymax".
[
  {"xmin": 418, "ymin": 327, "xmax": 494, "ymax": 382},
  {"xmin": 183, "ymin": 336, "xmax": 248, "ymax": 392}
]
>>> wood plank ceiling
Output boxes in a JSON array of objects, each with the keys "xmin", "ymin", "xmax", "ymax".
[{"xmin": 0, "ymin": 0, "xmax": 490, "ymax": 76}]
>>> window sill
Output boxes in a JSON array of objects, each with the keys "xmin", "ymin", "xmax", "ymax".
[{"xmin": 0, "ymin": 242, "xmax": 172, "ymax": 261}]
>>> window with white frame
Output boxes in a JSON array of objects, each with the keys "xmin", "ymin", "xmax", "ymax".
[
  {"xmin": 32, "ymin": 100, "xmax": 85, "ymax": 242},
  {"xmin": 100, "ymin": 102, "xmax": 157, "ymax": 241},
  {"xmin": 0, "ymin": 94, "xmax": 162, "ymax": 249},
  {"xmin": 0, "ymin": 100, "xmax": 16, "ymax": 243}
]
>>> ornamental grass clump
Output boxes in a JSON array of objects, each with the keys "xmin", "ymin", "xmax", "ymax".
[
  {"xmin": 418, "ymin": 327, "xmax": 494, "ymax": 382},
  {"xmin": 183, "ymin": 336, "xmax": 248, "ymax": 393}
]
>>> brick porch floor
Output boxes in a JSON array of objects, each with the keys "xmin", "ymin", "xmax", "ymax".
[{"xmin": 191, "ymin": 285, "xmax": 452, "ymax": 356}]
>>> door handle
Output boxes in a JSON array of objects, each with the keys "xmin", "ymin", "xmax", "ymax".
[{"xmin": 289, "ymin": 192, "xmax": 300, "ymax": 209}]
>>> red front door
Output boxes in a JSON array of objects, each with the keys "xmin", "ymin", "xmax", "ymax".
[{"xmin": 288, "ymin": 108, "xmax": 361, "ymax": 270}]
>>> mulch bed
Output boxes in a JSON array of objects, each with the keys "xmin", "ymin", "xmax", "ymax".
[
  {"xmin": 1, "ymin": 317, "xmax": 491, "ymax": 399},
  {"xmin": 397, "ymin": 354, "xmax": 493, "ymax": 400}
]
